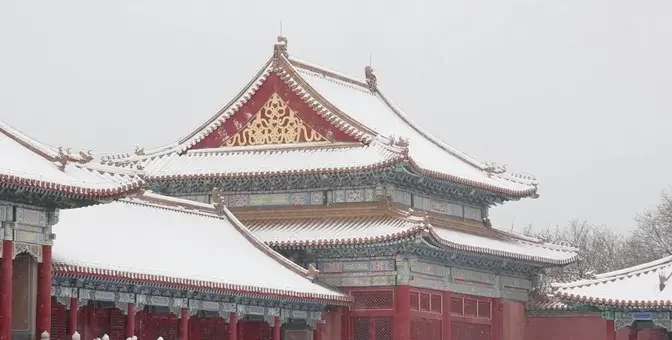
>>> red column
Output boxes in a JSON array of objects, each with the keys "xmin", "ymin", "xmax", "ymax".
[
  {"xmin": 313, "ymin": 322, "xmax": 322, "ymax": 340},
  {"xmin": 605, "ymin": 319, "xmax": 615, "ymax": 340},
  {"xmin": 339, "ymin": 306, "xmax": 350, "ymax": 340},
  {"xmin": 36, "ymin": 245, "xmax": 52, "ymax": 339},
  {"xmin": 126, "ymin": 303, "xmax": 136, "ymax": 337},
  {"xmin": 180, "ymin": 308, "xmax": 188, "ymax": 340},
  {"xmin": 395, "ymin": 285, "xmax": 411, "ymax": 340},
  {"xmin": 491, "ymin": 298, "xmax": 503, "ymax": 340},
  {"xmin": 0, "ymin": 239, "xmax": 13, "ymax": 340},
  {"xmin": 68, "ymin": 297, "xmax": 77, "ymax": 336},
  {"xmin": 228, "ymin": 312, "xmax": 237, "ymax": 340},
  {"xmin": 628, "ymin": 323, "xmax": 637, "ymax": 340},
  {"xmin": 272, "ymin": 316, "xmax": 281, "ymax": 340},
  {"xmin": 441, "ymin": 292, "xmax": 451, "ymax": 340}
]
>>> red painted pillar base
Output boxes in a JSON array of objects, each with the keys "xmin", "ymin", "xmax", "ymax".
[
  {"xmin": 180, "ymin": 308, "xmax": 188, "ymax": 340},
  {"xmin": 273, "ymin": 316, "xmax": 281, "ymax": 340},
  {"xmin": 229, "ymin": 312, "xmax": 238, "ymax": 340},
  {"xmin": 36, "ymin": 245, "xmax": 52, "ymax": 340},
  {"xmin": 68, "ymin": 297, "xmax": 77, "ymax": 336},
  {"xmin": 394, "ymin": 285, "xmax": 411, "ymax": 340},
  {"xmin": 0, "ymin": 240, "xmax": 13, "ymax": 340},
  {"xmin": 126, "ymin": 303, "xmax": 136, "ymax": 337}
]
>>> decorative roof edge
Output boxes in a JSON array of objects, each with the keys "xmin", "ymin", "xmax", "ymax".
[
  {"xmin": 52, "ymin": 262, "xmax": 351, "ymax": 305},
  {"xmin": 93, "ymin": 191, "xmax": 351, "ymax": 303},
  {"xmin": 0, "ymin": 120, "xmax": 146, "ymax": 198},
  {"xmin": 254, "ymin": 201, "xmax": 577, "ymax": 266},
  {"xmin": 283, "ymin": 52, "xmax": 539, "ymax": 195},
  {"xmin": 553, "ymin": 255, "xmax": 672, "ymax": 290}
]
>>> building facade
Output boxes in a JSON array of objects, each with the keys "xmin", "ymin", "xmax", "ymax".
[
  {"xmin": 535, "ymin": 255, "xmax": 672, "ymax": 340},
  {"xmin": 0, "ymin": 120, "xmax": 348, "ymax": 340},
  {"xmin": 2, "ymin": 36, "xmax": 581, "ymax": 340},
  {"xmin": 96, "ymin": 37, "xmax": 578, "ymax": 340}
]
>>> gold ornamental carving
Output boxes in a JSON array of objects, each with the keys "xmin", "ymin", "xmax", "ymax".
[{"xmin": 222, "ymin": 93, "xmax": 326, "ymax": 146}]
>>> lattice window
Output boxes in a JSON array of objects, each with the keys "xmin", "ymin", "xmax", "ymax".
[
  {"xmin": 450, "ymin": 297, "xmax": 463, "ymax": 315},
  {"xmin": 351, "ymin": 290, "xmax": 394, "ymax": 310},
  {"xmin": 464, "ymin": 299, "xmax": 477, "ymax": 316},
  {"xmin": 411, "ymin": 319, "xmax": 441, "ymax": 340},
  {"xmin": 478, "ymin": 301, "xmax": 492, "ymax": 319},
  {"xmin": 95, "ymin": 308, "xmax": 111, "ymax": 337},
  {"xmin": 50, "ymin": 300, "xmax": 68, "ymax": 340},
  {"xmin": 451, "ymin": 322, "xmax": 491, "ymax": 340},
  {"xmin": 353, "ymin": 318, "xmax": 370, "ymax": 340},
  {"xmin": 410, "ymin": 292, "xmax": 419, "ymax": 311},
  {"xmin": 419, "ymin": 293, "xmax": 430, "ymax": 311},
  {"xmin": 374, "ymin": 318, "xmax": 392, "ymax": 340},
  {"xmin": 430, "ymin": 295, "xmax": 442, "ymax": 313},
  {"xmin": 352, "ymin": 317, "xmax": 392, "ymax": 340}
]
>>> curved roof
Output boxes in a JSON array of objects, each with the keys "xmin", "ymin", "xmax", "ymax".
[
  {"xmin": 0, "ymin": 120, "xmax": 144, "ymax": 200},
  {"xmin": 52, "ymin": 192, "xmax": 349, "ymax": 305},
  {"xmin": 553, "ymin": 255, "xmax": 672, "ymax": 308},
  {"xmin": 98, "ymin": 39, "xmax": 538, "ymax": 199},
  {"xmin": 243, "ymin": 205, "xmax": 577, "ymax": 266}
]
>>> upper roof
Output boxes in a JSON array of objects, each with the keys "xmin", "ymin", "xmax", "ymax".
[
  {"xmin": 0, "ymin": 120, "xmax": 144, "ymax": 201},
  {"xmin": 52, "ymin": 191, "xmax": 348, "ymax": 305},
  {"xmin": 236, "ymin": 202, "xmax": 578, "ymax": 266},
  {"xmin": 100, "ymin": 37, "xmax": 538, "ymax": 199},
  {"xmin": 553, "ymin": 255, "xmax": 672, "ymax": 308}
]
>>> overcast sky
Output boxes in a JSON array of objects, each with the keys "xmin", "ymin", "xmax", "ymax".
[{"xmin": 1, "ymin": 1, "xmax": 670, "ymax": 233}]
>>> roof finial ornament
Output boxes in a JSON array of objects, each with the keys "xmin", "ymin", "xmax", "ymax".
[
  {"xmin": 134, "ymin": 146, "xmax": 145, "ymax": 156},
  {"xmin": 54, "ymin": 147, "xmax": 69, "ymax": 171},
  {"xmin": 211, "ymin": 187, "xmax": 225, "ymax": 214},
  {"xmin": 274, "ymin": 35, "xmax": 288, "ymax": 58},
  {"xmin": 364, "ymin": 65, "xmax": 377, "ymax": 91},
  {"xmin": 483, "ymin": 161, "xmax": 507, "ymax": 177},
  {"xmin": 306, "ymin": 263, "xmax": 320, "ymax": 280},
  {"xmin": 659, "ymin": 269, "xmax": 672, "ymax": 291}
]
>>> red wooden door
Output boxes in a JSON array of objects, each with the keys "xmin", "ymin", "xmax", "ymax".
[{"xmin": 147, "ymin": 313, "xmax": 178, "ymax": 340}]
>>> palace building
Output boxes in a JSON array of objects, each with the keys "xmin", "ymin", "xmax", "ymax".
[
  {"xmin": 527, "ymin": 256, "xmax": 672, "ymax": 340},
  {"xmin": 1, "ymin": 37, "xmax": 579, "ymax": 340}
]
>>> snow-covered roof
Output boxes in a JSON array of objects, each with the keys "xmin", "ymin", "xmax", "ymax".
[
  {"xmin": 52, "ymin": 192, "xmax": 349, "ymax": 304},
  {"xmin": 113, "ymin": 140, "xmax": 404, "ymax": 180},
  {"xmin": 243, "ymin": 206, "xmax": 577, "ymax": 265},
  {"xmin": 0, "ymin": 120, "xmax": 144, "ymax": 199},
  {"xmin": 553, "ymin": 256, "xmax": 672, "ymax": 308},
  {"xmin": 100, "ymin": 39, "xmax": 538, "ymax": 199}
]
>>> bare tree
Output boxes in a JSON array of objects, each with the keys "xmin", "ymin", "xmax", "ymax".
[
  {"xmin": 524, "ymin": 220, "xmax": 626, "ymax": 291},
  {"xmin": 623, "ymin": 190, "xmax": 672, "ymax": 266}
]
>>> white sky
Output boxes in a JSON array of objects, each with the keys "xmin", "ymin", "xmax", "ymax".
[{"xmin": 1, "ymin": 0, "xmax": 670, "ymax": 234}]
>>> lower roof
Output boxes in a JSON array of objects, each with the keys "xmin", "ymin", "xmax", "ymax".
[
  {"xmin": 554, "ymin": 255, "xmax": 672, "ymax": 308},
  {"xmin": 241, "ymin": 205, "xmax": 577, "ymax": 266},
  {"xmin": 52, "ymin": 192, "xmax": 348, "ymax": 304}
]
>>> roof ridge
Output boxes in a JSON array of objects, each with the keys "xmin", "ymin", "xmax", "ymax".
[
  {"xmin": 553, "ymin": 255, "xmax": 672, "ymax": 289},
  {"xmin": 285, "ymin": 55, "xmax": 488, "ymax": 171},
  {"xmin": 0, "ymin": 119, "xmax": 59, "ymax": 161}
]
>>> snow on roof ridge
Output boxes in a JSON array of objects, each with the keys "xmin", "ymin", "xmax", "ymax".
[
  {"xmin": 176, "ymin": 59, "xmax": 275, "ymax": 150},
  {"xmin": 552, "ymin": 256, "xmax": 672, "ymax": 290},
  {"xmin": 285, "ymin": 56, "xmax": 537, "ymax": 189},
  {"xmin": 286, "ymin": 55, "xmax": 488, "ymax": 171},
  {"xmin": 130, "ymin": 191, "xmax": 330, "ymax": 283},
  {"xmin": 288, "ymin": 56, "xmax": 370, "ymax": 89},
  {"xmin": 0, "ymin": 119, "xmax": 59, "ymax": 160},
  {"xmin": 494, "ymin": 228, "xmax": 580, "ymax": 252}
]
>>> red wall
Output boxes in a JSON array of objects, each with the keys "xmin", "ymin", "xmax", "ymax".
[{"xmin": 527, "ymin": 314, "xmax": 668, "ymax": 340}]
